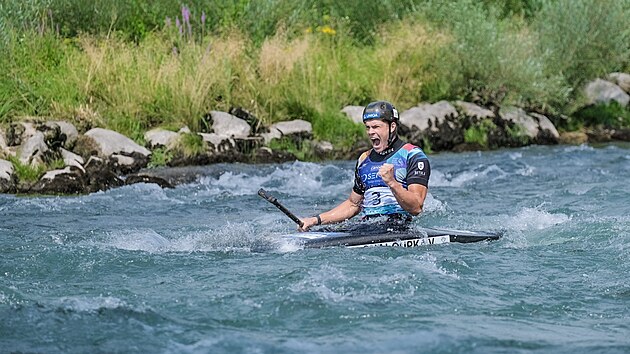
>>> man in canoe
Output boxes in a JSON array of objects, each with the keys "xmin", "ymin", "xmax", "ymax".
[{"xmin": 299, "ymin": 100, "xmax": 431, "ymax": 231}]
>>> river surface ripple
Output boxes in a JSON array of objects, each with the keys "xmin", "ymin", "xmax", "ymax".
[{"xmin": 1, "ymin": 144, "xmax": 629, "ymax": 353}]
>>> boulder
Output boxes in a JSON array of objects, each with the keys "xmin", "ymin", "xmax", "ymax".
[
  {"xmin": 400, "ymin": 101, "xmax": 458, "ymax": 132},
  {"xmin": 36, "ymin": 122, "xmax": 67, "ymax": 150},
  {"xmin": 341, "ymin": 106, "xmax": 365, "ymax": 124},
  {"xmin": 61, "ymin": 148, "xmax": 85, "ymax": 173},
  {"xmin": 400, "ymin": 101, "xmax": 460, "ymax": 150},
  {"xmin": 51, "ymin": 121, "xmax": 79, "ymax": 148},
  {"xmin": 260, "ymin": 129, "xmax": 282, "ymax": 144},
  {"xmin": 83, "ymin": 128, "xmax": 150, "ymax": 173},
  {"xmin": 558, "ymin": 131, "xmax": 589, "ymax": 145},
  {"xmin": 83, "ymin": 156, "xmax": 124, "ymax": 193},
  {"xmin": 529, "ymin": 112, "xmax": 560, "ymax": 143},
  {"xmin": 17, "ymin": 132, "xmax": 49, "ymax": 166},
  {"xmin": 312, "ymin": 140, "xmax": 334, "ymax": 159},
  {"xmin": 208, "ymin": 111, "xmax": 251, "ymax": 138},
  {"xmin": 85, "ymin": 128, "xmax": 151, "ymax": 157},
  {"xmin": 271, "ymin": 119, "xmax": 312, "ymax": 136},
  {"xmin": 199, "ymin": 133, "xmax": 236, "ymax": 153},
  {"xmin": 30, "ymin": 166, "xmax": 85, "ymax": 194},
  {"xmin": 144, "ymin": 129, "xmax": 179, "ymax": 149},
  {"xmin": 5, "ymin": 122, "xmax": 37, "ymax": 146},
  {"xmin": 262, "ymin": 119, "xmax": 313, "ymax": 144},
  {"xmin": 0, "ymin": 130, "xmax": 7, "ymax": 151},
  {"xmin": 499, "ymin": 106, "xmax": 539, "ymax": 139},
  {"xmin": 584, "ymin": 78, "xmax": 629, "ymax": 107},
  {"xmin": 229, "ymin": 107, "xmax": 263, "ymax": 134},
  {"xmin": 124, "ymin": 174, "xmax": 174, "ymax": 188},
  {"xmin": 607, "ymin": 72, "xmax": 630, "ymax": 93},
  {"xmin": 454, "ymin": 101, "xmax": 495, "ymax": 120},
  {"xmin": 0, "ymin": 159, "xmax": 15, "ymax": 193}
]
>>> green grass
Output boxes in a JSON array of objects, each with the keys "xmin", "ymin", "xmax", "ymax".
[
  {"xmin": 267, "ymin": 137, "xmax": 310, "ymax": 161},
  {"xmin": 0, "ymin": 0, "xmax": 629, "ymax": 158},
  {"xmin": 464, "ymin": 119, "xmax": 497, "ymax": 147},
  {"xmin": 148, "ymin": 146, "xmax": 172, "ymax": 167},
  {"xmin": 574, "ymin": 102, "xmax": 630, "ymax": 129},
  {"xmin": 175, "ymin": 133, "xmax": 205, "ymax": 158},
  {"xmin": 8, "ymin": 156, "xmax": 47, "ymax": 182}
]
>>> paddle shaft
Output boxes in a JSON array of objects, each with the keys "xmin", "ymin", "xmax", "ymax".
[{"xmin": 258, "ymin": 188, "xmax": 304, "ymax": 228}]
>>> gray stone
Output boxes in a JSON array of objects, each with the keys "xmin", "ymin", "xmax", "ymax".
[
  {"xmin": 400, "ymin": 104, "xmax": 433, "ymax": 131},
  {"xmin": 199, "ymin": 133, "xmax": 236, "ymax": 152},
  {"xmin": 61, "ymin": 148, "xmax": 85, "ymax": 173},
  {"xmin": 6, "ymin": 122, "xmax": 37, "ymax": 146},
  {"xmin": 341, "ymin": 106, "xmax": 365, "ymax": 124},
  {"xmin": 49, "ymin": 121, "xmax": 79, "ymax": 148},
  {"xmin": 0, "ymin": 130, "xmax": 7, "ymax": 151},
  {"xmin": 17, "ymin": 132, "xmax": 48, "ymax": 166},
  {"xmin": 0, "ymin": 159, "xmax": 15, "ymax": 193},
  {"xmin": 499, "ymin": 107, "xmax": 539, "ymax": 138},
  {"xmin": 31, "ymin": 166, "xmax": 85, "ymax": 194},
  {"xmin": 529, "ymin": 113, "xmax": 560, "ymax": 139},
  {"xmin": 112, "ymin": 154, "xmax": 136, "ymax": 168},
  {"xmin": 85, "ymin": 128, "xmax": 151, "ymax": 158},
  {"xmin": 0, "ymin": 159, "xmax": 13, "ymax": 181},
  {"xmin": 584, "ymin": 78, "xmax": 629, "ymax": 107},
  {"xmin": 271, "ymin": 119, "xmax": 312, "ymax": 136},
  {"xmin": 145, "ymin": 129, "xmax": 179, "ymax": 148},
  {"xmin": 607, "ymin": 72, "xmax": 630, "ymax": 93},
  {"xmin": 209, "ymin": 111, "xmax": 251, "ymax": 138},
  {"xmin": 260, "ymin": 128, "xmax": 282, "ymax": 144},
  {"xmin": 400, "ymin": 101, "xmax": 457, "ymax": 132},
  {"xmin": 455, "ymin": 101, "xmax": 495, "ymax": 119}
]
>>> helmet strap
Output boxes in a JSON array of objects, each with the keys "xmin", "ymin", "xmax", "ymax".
[{"xmin": 376, "ymin": 122, "xmax": 398, "ymax": 156}]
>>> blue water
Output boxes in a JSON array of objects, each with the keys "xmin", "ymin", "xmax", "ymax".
[{"xmin": 1, "ymin": 144, "xmax": 630, "ymax": 353}]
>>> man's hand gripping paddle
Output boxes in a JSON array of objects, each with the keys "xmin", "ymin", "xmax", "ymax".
[{"xmin": 257, "ymin": 188, "xmax": 304, "ymax": 228}]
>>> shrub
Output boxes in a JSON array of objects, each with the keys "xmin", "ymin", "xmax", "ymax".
[
  {"xmin": 535, "ymin": 0, "xmax": 630, "ymax": 90},
  {"xmin": 574, "ymin": 102, "xmax": 630, "ymax": 129}
]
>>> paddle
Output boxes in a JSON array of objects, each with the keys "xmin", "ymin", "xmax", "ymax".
[{"xmin": 258, "ymin": 188, "xmax": 304, "ymax": 228}]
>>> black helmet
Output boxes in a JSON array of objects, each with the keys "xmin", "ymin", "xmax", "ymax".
[{"xmin": 362, "ymin": 101, "xmax": 399, "ymax": 123}]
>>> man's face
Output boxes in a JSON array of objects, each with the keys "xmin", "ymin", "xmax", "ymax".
[{"xmin": 364, "ymin": 120, "xmax": 395, "ymax": 152}]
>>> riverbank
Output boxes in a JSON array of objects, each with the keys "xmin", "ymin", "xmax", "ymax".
[
  {"xmin": 1, "ymin": 77, "xmax": 629, "ymax": 195},
  {"xmin": 1, "ymin": 0, "xmax": 629, "ymax": 194}
]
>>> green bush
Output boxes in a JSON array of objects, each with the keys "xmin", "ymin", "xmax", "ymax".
[
  {"xmin": 574, "ymin": 102, "xmax": 630, "ymax": 129},
  {"xmin": 464, "ymin": 119, "xmax": 497, "ymax": 147},
  {"xmin": 8, "ymin": 156, "xmax": 47, "ymax": 182},
  {"xmin": 535, "ymin": 0, "xmax": 630, "ymax": 90},
  {"xmin": 418, "ymin": 0, "xmax": 570, "ymax": 111}
]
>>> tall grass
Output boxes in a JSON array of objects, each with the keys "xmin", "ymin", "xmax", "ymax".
[{"xmin": 1, "ymin": 0, "xmax": 629, "ymax": 150}]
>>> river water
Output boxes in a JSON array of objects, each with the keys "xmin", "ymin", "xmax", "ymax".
[{"xmin": 1, "ymin": 143, "xmax": 629, "ymax": 353}]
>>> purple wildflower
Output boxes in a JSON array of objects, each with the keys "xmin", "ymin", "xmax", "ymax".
[
  {"xmin": 182, "ymin": 5, "xmax": 190, "ymax": 24},
  {"xmin": 201, "ymin": 11, "xmax": 206, "ymax": 26},
  {"xmin": 182, "ymin": 5, "xmax": 192, "ymax": 36},
  {"xmin": 176, "ymin": 17, "xmax": 183, "ymax": 36}
]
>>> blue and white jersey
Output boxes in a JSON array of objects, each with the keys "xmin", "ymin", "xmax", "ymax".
[{"xmin": 352, "ymin": 138, "xmax": 430, "ymax": 217}]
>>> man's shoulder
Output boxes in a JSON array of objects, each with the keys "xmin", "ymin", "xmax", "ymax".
[
  {"xmin": 399, "ymin": 143, "xmax": 428, "ymax": 160},
  {"xmin": 357, "ymin": 150, "xmax": 371, "ymax": 165}
]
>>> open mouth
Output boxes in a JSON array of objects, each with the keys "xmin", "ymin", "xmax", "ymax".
[{"xmin": 370, "ymin": 137, "xmax": 381, "ymax": 147}]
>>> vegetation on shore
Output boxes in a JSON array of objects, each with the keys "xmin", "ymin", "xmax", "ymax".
[{"xmin": 1, "ymin": 0, "xmax": 629, "ymax": 155}]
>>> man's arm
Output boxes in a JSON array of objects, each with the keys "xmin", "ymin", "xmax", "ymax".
[
  {"xmin": 299, "ymin": 191, "xmax": 363, "ymax": 231},
  {"xmin": 378, "ymin": 163, "xmax": 427, "ymax": 215}
]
